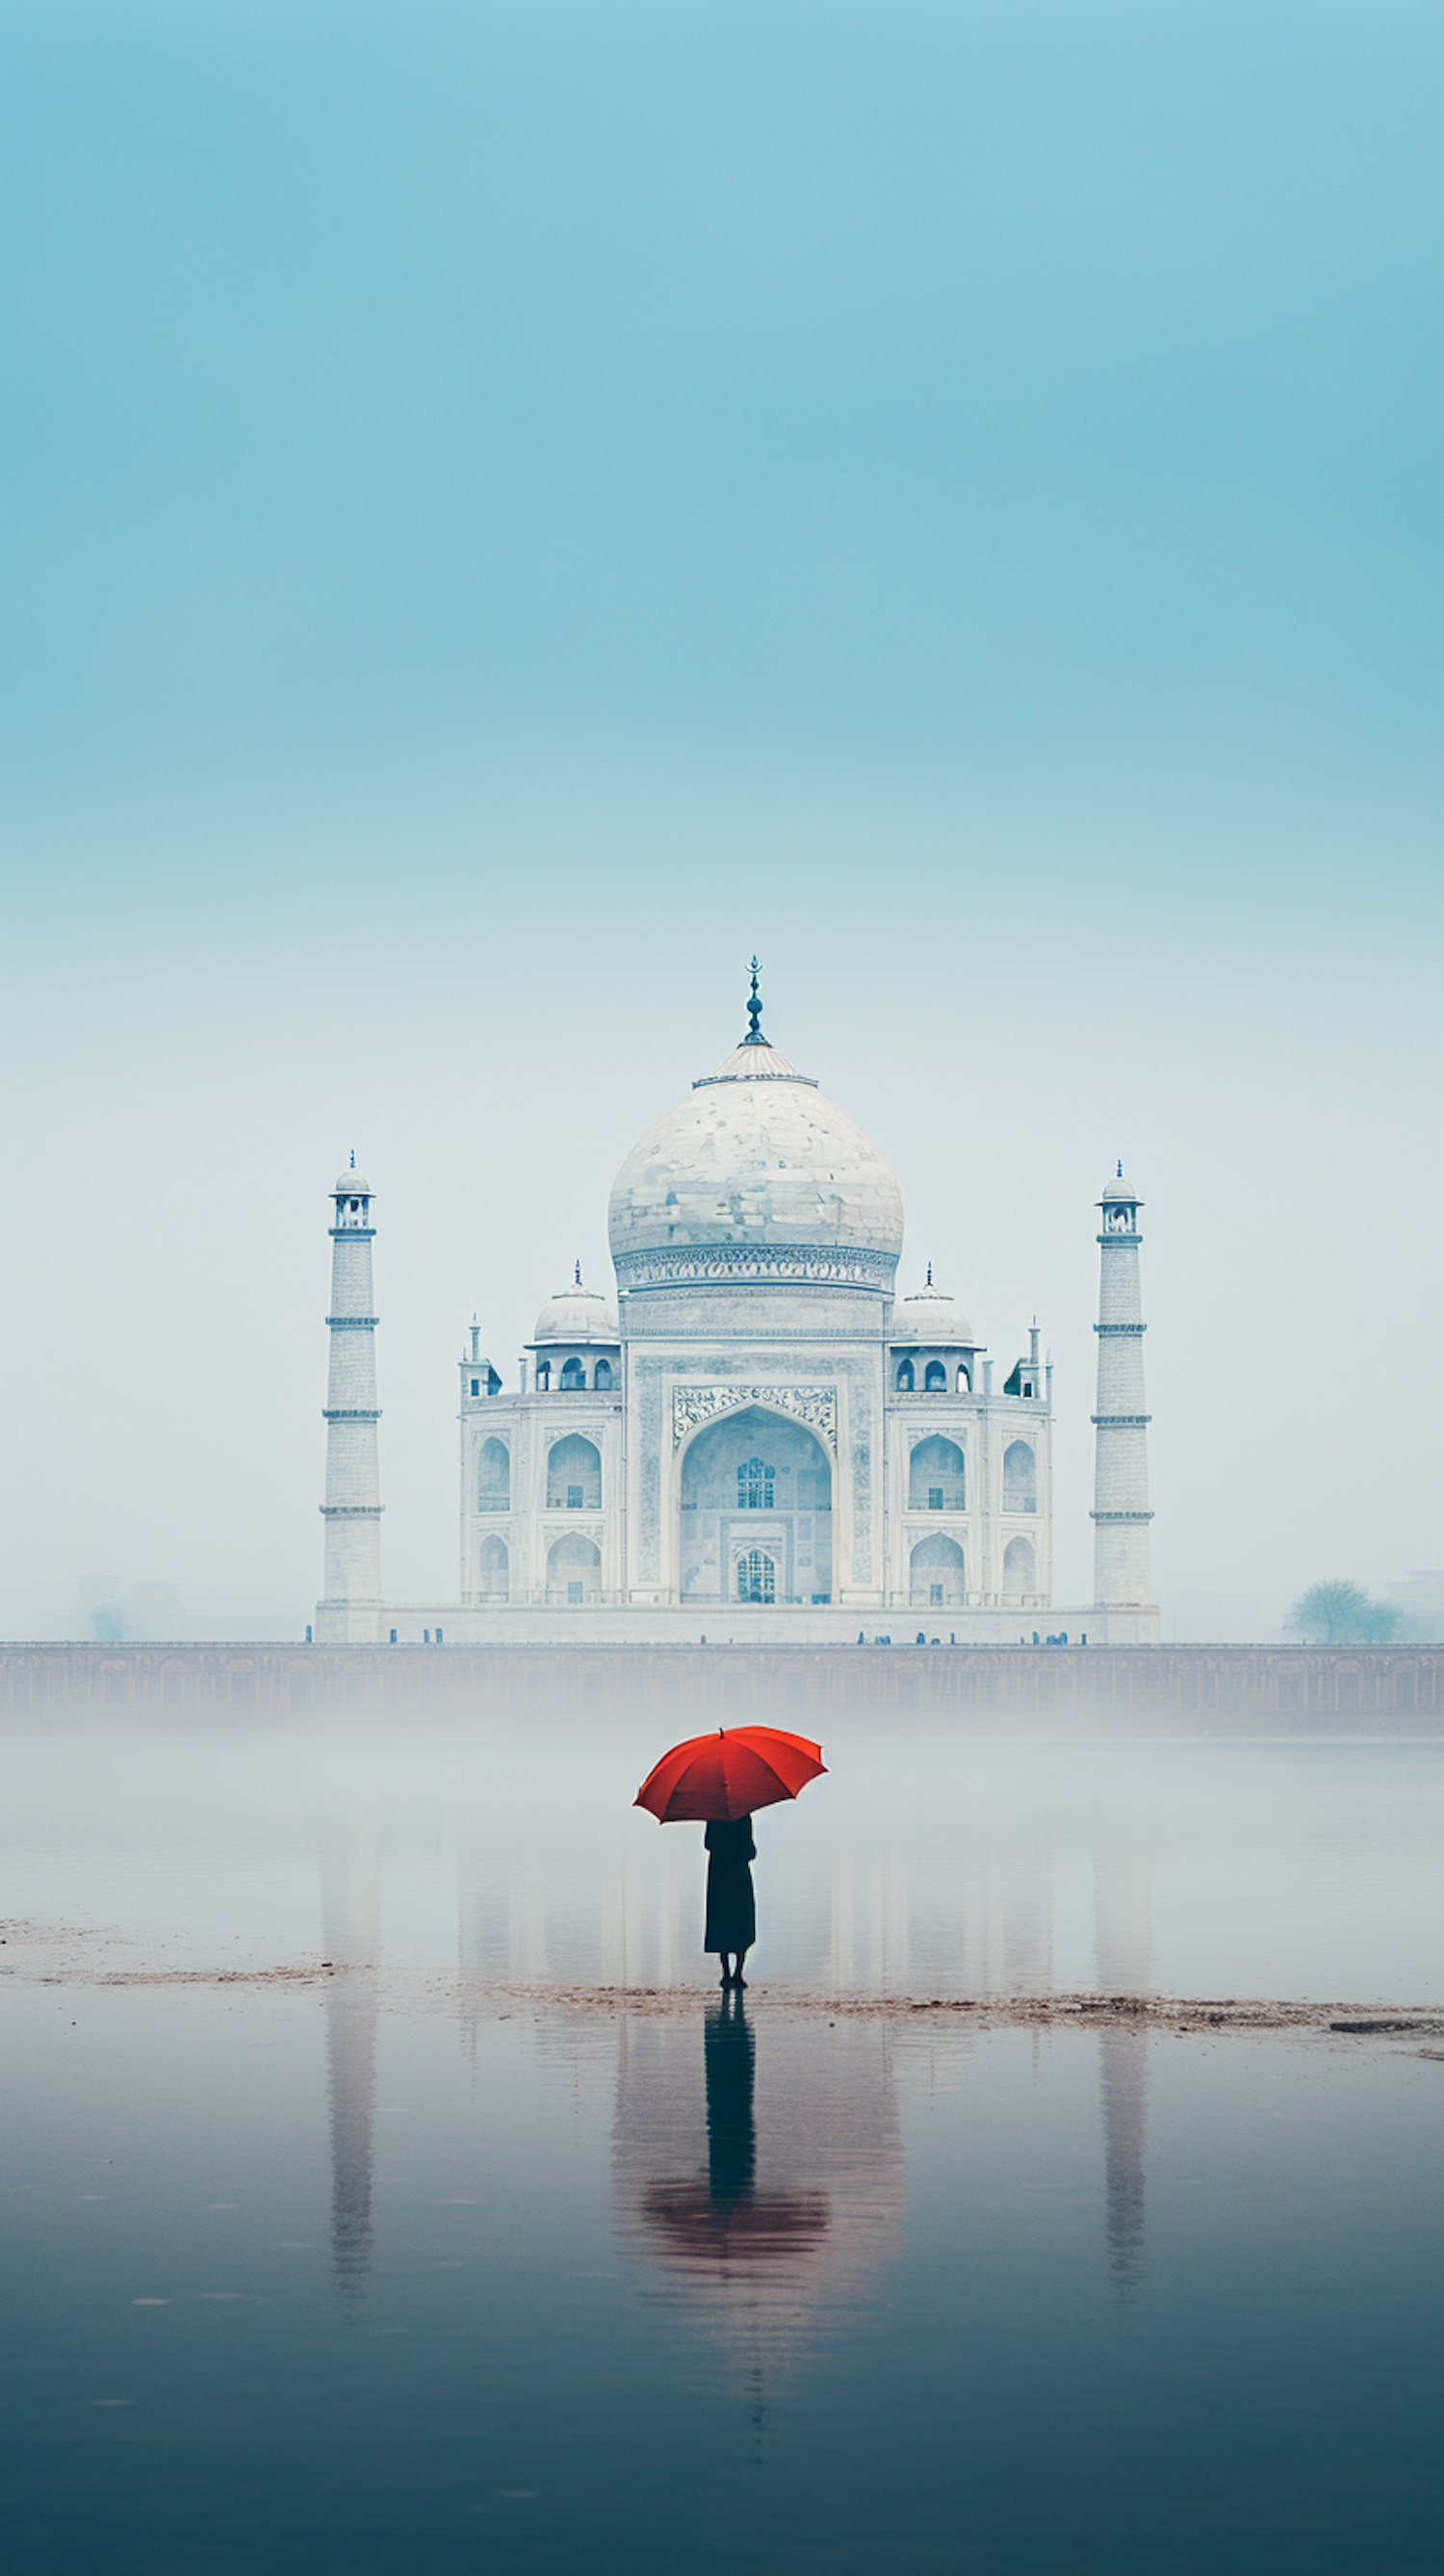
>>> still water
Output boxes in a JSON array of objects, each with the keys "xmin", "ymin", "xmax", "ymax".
[{"xmin": 3, "ymin": 1733, "xmax": 1442, "ymax": 2573}]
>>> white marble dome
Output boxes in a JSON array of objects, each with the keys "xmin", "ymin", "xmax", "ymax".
[
  {"xmin": 607, "ymin": 1032, "xmax": 904, "ymax": 1265},
  {"xmin": 890, "ymin": 1281, "xmax": 975, "ymax": 1346},
  {"xmin": 532, "ymin": 1281, "xmax": 620, "ymax": 1344}
]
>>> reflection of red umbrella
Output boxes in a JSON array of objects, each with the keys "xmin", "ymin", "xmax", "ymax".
[
  {"xmin": 634, "ymin": 1726, "xmax": 826, "ymax": 1824},
  {"xmin": 642, "ymin": 2177, "xmax": 832, "ymax": 2264}
]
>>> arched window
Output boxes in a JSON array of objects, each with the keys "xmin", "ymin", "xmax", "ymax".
[
  {"xmin": 1003, "ymin": 1534, "xmax": 1036, "ymax": 1598},
  {"xmin": 477, "ymin": 1534, "xmax": 508, "ymax": 1600},
  {"xmin": 1003, "ymin": 1440, "xmax": 1037, "ymax": 1514},
  {"xmin": 594, "ymin": 1358, "xmax": 613, "ymax": 1391},
  {"xmin": 923, "ymin": 1360, "xmax": 947, "ymax": 1393},
  {"xmin": 909, "ymin": 1435, "xmax": 966, "ymax": 1512},
  {"xmin": 559, "ymin": 1356, "xmax": 585, "ymax": 1390},
  {"xmin": 547, "ymin": 1532, "xmax": 601, "ymax": 1605},
  {"xmin": 735, "ymin": 1549, "xmax": 776, "ymax": 1605},
  {"xmin": 535, "ymin": 1360, "xmax": 551, "ymax": 1392},
  {"xmin": 477, "ymin": 1437, "xmax": 510, "ymax": 1512},
  {"xmin": 895, "ymin": 1360, "xmax": 915, "ymax": 1393},
  {"xmin": 736, "ymin": 1456, "xmax": 775, "ymax": 1510},
  {"xmin": 547, "ymin": 1433, "xmax": 602, "ymax": 1509},
  {"xmin": 956, "ymin": 1363, "xmax": 970, "ymax": 1393},
  {"xmin": 909, "ymin": 1532, "xmax": 966, "ymax": 1608}
]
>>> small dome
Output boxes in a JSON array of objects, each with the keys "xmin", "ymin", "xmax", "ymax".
[
  {"xmin": 1101, "ymin": 1167, "xmax": 1140, "ymax": 1202},
  {"xmin": 532, "ymin": 1281, "xmax": 620, "ymax": 1345},
  {"xmin": 334, "ymin": 1172, "xmax": 372, "ymax": 1196},
  {"xmin": 891, "ymin": 1281, "xmax": 974, "ymax": 1346}
]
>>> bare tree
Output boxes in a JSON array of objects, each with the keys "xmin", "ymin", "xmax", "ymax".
[{"xmin": 1285, "ymin": 1580, "xmax": 1401, "ymax": 1643}]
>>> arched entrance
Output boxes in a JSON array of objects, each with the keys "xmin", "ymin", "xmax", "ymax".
[
  {"xmin": 908, "ymin": 1434, "xmax": 966, "ymax": 1511},
  {"xmin": 477, "ymin": 1437, "xmax": 509, "ymax": 1510},
  {"xmin": 910, "ymin": 1531, "xmax": 965, "ymax": 1608},
  {"xmin": 1002, "ymin": 1534, "xmax": 1036, "ymax": 1600},
  {"xmin": 547, "ymin": 1434, "xmax": 602, "ymax": 1509},
  {"xmin": 1003, "ymin": 1440, "xmax": 1037, "ymax": 1512},
  {"xmin": 547, "ymin": 1533, "xmax": 601, "ymax": 1605},
  {"xmin": 679, "ymin": 1403, "xmax": 834, "ymax": 1605}
]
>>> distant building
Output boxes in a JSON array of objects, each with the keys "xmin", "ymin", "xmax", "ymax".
[
  {"xmin": 316, "ymin": 970, "xmax": 1158, "ymax": 1644},
  {"xmin": 1385, "ymin": 1571, "xmax": 1444, "ymax": 1641}
]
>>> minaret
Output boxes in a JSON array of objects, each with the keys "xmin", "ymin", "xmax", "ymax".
[
  {"xmin": 317, "ymin": 1159, "xmax": 383, "ymax": 1645},
  {"xmin": 1091, "ymin": 1165, "xmax": 1153, "ymax": 1610}
]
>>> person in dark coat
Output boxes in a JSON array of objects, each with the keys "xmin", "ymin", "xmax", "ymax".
[{"xmin": 704, "ymin": 1815, "xmax": 756, "ymax": 1988}]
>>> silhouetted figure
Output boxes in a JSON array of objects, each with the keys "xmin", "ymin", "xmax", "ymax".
[
  {"xmin": 705, "ymin": 1815, "xmax": 756, "ymax": 1987},
  {"xmin": 705, "ymin": 1988, "xmax": 757, "ymax": 2202}
]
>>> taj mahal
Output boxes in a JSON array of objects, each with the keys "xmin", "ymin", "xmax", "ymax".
[{"xmin": 316, "ymin": 969, "xmax": 1158, "ymax": 1645}]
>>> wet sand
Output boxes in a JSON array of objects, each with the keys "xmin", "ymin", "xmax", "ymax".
[{"xmin": 7, "ymin": 1917, "xmax": 1443, "ymax": 2042}]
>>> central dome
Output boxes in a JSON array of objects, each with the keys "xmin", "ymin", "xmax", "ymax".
[{"xmin": 607, "ymin": 1017, "xmax": 904, "ymax": 1279}]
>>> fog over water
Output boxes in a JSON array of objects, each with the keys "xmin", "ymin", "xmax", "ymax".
[
  {"xmin": 1, "ymin": 4, "xmax": 1440, "ymax": 1638},
  {"xmin": 8, "ymin": 1736, "xmax": 1440, "ymax": 2007}
]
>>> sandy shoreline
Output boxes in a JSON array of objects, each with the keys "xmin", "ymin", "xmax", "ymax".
[{"xmin": 5, "ymin": 1920, "xmax": 1443, "ymax": 2039}]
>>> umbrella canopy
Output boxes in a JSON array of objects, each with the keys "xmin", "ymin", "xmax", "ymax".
[{"xmin": 634, "ymin": 1726, "xmax": 826, "ymax": 1824}]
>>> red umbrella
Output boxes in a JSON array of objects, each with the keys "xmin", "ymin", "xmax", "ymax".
[{"xmin": 634, "ymin": 1726, "xmax": 826, "ymax": 1824}]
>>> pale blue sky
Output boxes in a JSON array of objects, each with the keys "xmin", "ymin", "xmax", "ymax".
[{"xmin": 1, "ymin": 2, "xmax": 1439, "ymax": 1632}]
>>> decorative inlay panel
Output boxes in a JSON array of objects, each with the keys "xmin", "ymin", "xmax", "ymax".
[
  {"xmin": 672, "ymin": 1384, "xmax": 838, "ymax": 1452},
  {"xmin": 617, "ymin": 1246, "xmax": 894, "ymax": 1289}
]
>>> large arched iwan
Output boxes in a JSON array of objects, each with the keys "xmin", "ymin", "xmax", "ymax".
[{"xmin": 678, "ymin": 1402, "xmax": 833, "ymax": 1606}]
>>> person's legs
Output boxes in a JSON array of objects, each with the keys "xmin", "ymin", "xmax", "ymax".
[
  {"xmin": 719, "ymin": 1952, "xmax": 735, "ymax": 1986},
  {"xmin": 733, "ymin": 1946, "xmax": 749, "ymax": 1990}
]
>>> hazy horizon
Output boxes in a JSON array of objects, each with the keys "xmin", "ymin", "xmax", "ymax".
[{"xmin": 2, "ymin": 3, "xmax": 1439, "ymax": 1639}]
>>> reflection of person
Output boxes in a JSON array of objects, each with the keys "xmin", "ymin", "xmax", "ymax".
[
  {"xmin": 705, "ymin": 1990, "xmax": 756, "ymax": 2202},
  {"xmin": 704, "ymin": 1815, "xmax": 757, "ymax": 1988}
]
